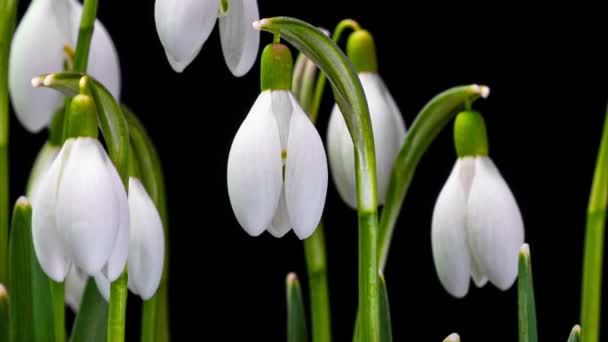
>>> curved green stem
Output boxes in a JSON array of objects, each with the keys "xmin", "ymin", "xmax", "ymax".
[
  {"xmin": 377, "ymin": 85, "xmax": 489, "ymax": 271},
  {"xmin": 257, "ymin": 17, "xmax": 380, "ymax": 341},
  {"xmin": 309, "ymin": 19, "xmax": 361, "ymax": 123},
  {"xmin": 73, "ymin": 0, "xmax": 98, "ymax": 72},
  {"xmin": 581, "ymin": 106, "xmax": 608, "ymax": 342},
  {"xmin": 303, "ymin": 224, "xmax": 331, "ymax": 342},
  {"xmin": 0, "ymin": 0, "xmax": 19, "ymax": 286}
]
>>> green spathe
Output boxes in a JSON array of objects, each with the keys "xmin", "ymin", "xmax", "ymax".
[
  {"xmin": 347, "ymin": 30, "xmax": 378, "ymax": 73},
  {"xmin": 453, "ymin": 110, "xmax": 489, "ymax": 157},
  {"xmin": 261, "ymin": 43, "xmax": 293, "ymax": 91}
]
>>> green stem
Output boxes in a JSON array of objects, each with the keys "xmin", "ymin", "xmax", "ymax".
[
  {"xmin": 73, "ymin": 0, "xmax": 98, "ymax": 72},
  {"xmin": 309, "ymin": 19, "xmax": 361, "ymax": 123},
  {"xmin": 304, "ymin": 224, "xmax": 331, "ymax": 342},
  {"xmin": 50, "ymin": 280, "xmax": 65, "ymax": 342},
  {"xmin": 108, "ymin": 271, "xmax": 128, "ymax": 342},
  {"xmin": 0, "ymin": 0, "xmax": 19, "ymax": 286},
  {"xmin": 518, "ymin": 244, "xmax": 538, "ymax": 342},
  {"xmin": 377, "ymin": 85, "xmax": 489, "ymax": 271},
  {"xmin": 581, "ymin": 107, "xmax": 608, "ymax": 342},
  {"xmin": 258, "ymin": 17, "xmax": 380, "ymax": 341}
]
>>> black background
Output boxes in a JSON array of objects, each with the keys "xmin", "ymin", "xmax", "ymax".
[{"xmin": 9, "ymin": 0, "xmax": 608, "ymax": 341}]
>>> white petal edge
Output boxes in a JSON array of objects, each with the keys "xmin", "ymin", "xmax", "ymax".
[
  {"xmin": 219, "ymin": 0, "xmax": 260, "ymax": 76},
  {"xmin": 359, "ymin": 73, "xmax": 404, "ymax": 205},
  {"xmin": 94, "ymin": 273, "xmax": 111, "ymax": 302},
  {"xmin": 31, "ymin": 139, "xmax": 74, "ymax": 282},
  {"xmin": 431, "ymin": 160, "xmax": 471, "ymax": 298},
  {"xmin": 227, "ymin": 92, "xmax": 283, "ymax": 236},
  {"xmin": 284, "ymin": 94, "xmax": 328, "ymax": 239},
  {"xmin": 127, "ymin": 178, "xmax": 165, "ymax": 300},
  {"xmin": 102, "ymin": 162, "xmax": 129, "ymax": 282},
  {"xmin": 65, "ymin": 266, "xmax": 87, "ymax": 312},
  {"xmin": 9, "ymin": 0, "xmax": 71, "ymax": 132},
  {"xmin": 56, "ymin": 138, "xmax": 121, "ymax": 275},
  {"xmin": 326, "ymin": 103, "xmax": 358, "ymax": 209},
  {"xmin": 466, "ymin": 157, "xmax": 525, "ymax": 291},
  {"xmin": 154, "ymin": 0, "xmax": 219, "ymax": 72},
  {"xmin": 267, "ymin": 189, "xmax": 291, "ymax": 238}
]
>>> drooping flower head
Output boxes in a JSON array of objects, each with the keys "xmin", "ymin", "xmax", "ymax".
[
  {"xmin": 9, "ymin": 0, "xmax": 121, "ymax": 133},
  {"xmin": 327, "ymin": 29, "xmax": 406, "ymax": 209},
  {"xmin": 227, "ymin": 43, "xmax": 328, "ymax": 239},
  {"xmin": 431, "ymin": 110, "xmax": 525, "ymax": 297},
  {"xmin": 155, "ymin": 0, "xmax": 259, "ymax": 75}
]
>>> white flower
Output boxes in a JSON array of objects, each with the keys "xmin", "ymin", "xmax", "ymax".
[
  {"xmin": 9, "ymin": 0, "xmax": 121, "ymax": 133},
  {"xmin": 155, "ymin": 0, "xmax": 259, "ymax": 75},
  {"xmin": 431, "ymin": 156, "xmax": 524, "ymax": 298},
  {"xmin": 31, "ymin": 137, "xmax": 128, "ymax": 282},
  {"xmin": 95, "ymin": 177, "xmax": 165, "ymax": 301},
  {"xmin": 327, "ymin": 73, "xmax": 406, "ymax": 209},
  {"xmin": 227, "ymin": 90, "xmax": 328, "ymax": 239}
]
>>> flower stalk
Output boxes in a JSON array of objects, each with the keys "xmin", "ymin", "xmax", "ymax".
[{"xmin": 581, "ymin": 105, "xmax": 608, "ymax": 342}]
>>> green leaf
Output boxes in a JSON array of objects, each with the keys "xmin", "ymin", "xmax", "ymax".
[
  {"xmin": 378, "ymin": 84, "xmax": 490, "ymax": 270},
  {"xmin": 286, "ymin": 273, "xmax": 309, "ymax": 342},
  {"xmin": 581, "ymin": 108, "xmax": 608, "ymax": 342},
  {"xmin": 257, "ymin": 17, "xmax": 381, "ymax": 341},
  {"xmin": 33, "ymin": 72, "xmax": 130, "ymax": 187},
  {"xmin": 8, "ymin": 197, "xmax": 52, "ymax": 342},
  {"xmin": 568, "ymin": 325, "xmax": 582, "ymax": 342},
  {"xmin": 518, "ymin": 244, "xmax": 538, "ymax": 342},
  {"xmin": 70, "ymin": 279, "xmax": 108, "ymax": 342},
  {"xmin": 378, "ymin": 274, "xmax": 392, "ymax": 342}
]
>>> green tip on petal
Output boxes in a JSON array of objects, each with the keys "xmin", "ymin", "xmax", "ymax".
[
  {"xmin": 260, "ymin": 43, "xmax": 293, "ymax": 91},
  {"xmin": 453, "ymin": 110, "xmax": 489, "ymax": 158},
  {"xmin": 347, "ymin": 29, "xmax": 378, "ymax": 73},
  {"xmin": 67, "ymin": 94, "xmax": 99, "ymax": 139}
]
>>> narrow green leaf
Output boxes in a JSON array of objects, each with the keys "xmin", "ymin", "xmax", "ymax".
[
  {"xmin": 287, "ymin": 273, "xmax": 309, "ymax": 342},
  {"xmin": 378, "ymin": 84, "xmax": 489, "ymax": 270},
  {"xmin": 32, "ymin": 72, "xmax": 130, "ymax": 187},
  {"xmin": 1, "ymin": 284, "xmax": 8, "ymax": 341},
  {"xmin": 70, "ymin": 279, "xmax": 108, "ymax": 342},
  {"xmin": 568, "ymin": 325, "xmax": 582, "ymax": 342},
  {"xmin": 518, "ymin": 244, "xmax": 538, "ymax": 342},
  {"xmin": 257, "ymin": 17, "xmax": 381, "ymax": 341},
  {"xmin": 443, "ymin": 333, "xmax": 461, "ymax": 342},
  {"xmin": 581, "ymin": 108, "xmax": 608, "ymax": 342},
  {"xmin": 378, "ymin": 274, "xmax": 392, "ymax": 342},
  {"xmin": 8, "ymin": 197, "xmax": 35, "ymax": 342}
]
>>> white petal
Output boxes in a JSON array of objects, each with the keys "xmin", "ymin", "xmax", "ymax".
[
  {"xmin": 359, "ymin": 73, "xmax": 405, "ymax": 205},
  {"xmin": 27, "ymin": 143, "xmax": 60, "ymax": 199},
  {"xmin": 285, "ymin": 94, "xmax": 328, "ymax": 239},
  {"xmin": 65, "ymin": 266, "xmax": 87, "ymax": 312},
  {"xmin": 267, "ymin": 190, "xmax": 291, "ymax": 238},
  {"xmin": 470, "ymin": 255, "xmax": 489, "ymax": 288},
  {"xmin": 31, "ymin": 140, "xmax": 74, "ymax": 282},
  {"xmin": 326, "ymin": 103, "xmax": 358, "ymax": 209},
  {"xmin": 376, "ymin": 76, "xmax": 407, "ymax": 139},
  {"xmin": 127, "ymin": 178, "xmax": 165, "ymax": 300},
  {"xmin": 219, "ymin": 0, "xmax": 260, "ymax": 76},
  {"xmin": 466, "ymin": 157, "xmax": 525, "ymax": 291},
  {"xmin": 102, "ymin": 163, "xmax": 129, "ymax": 282},
  {"xmin": 94, "ymin": 273, "xmax": 111, "ymax": 302},
  {"xmin": 9, "ymin": 0, "xmax": 72, "ymax": 132},
  {"xmin": 271, "ymin": 90, "xmax": 293, "ymax": 150},
  {"xmin": 71, "ymin": 1, "xmax": 121, "ymax": 101},
  {"xmin": 56, "ymin": 138, "xmax": 121, "ymax": 276},
  {"xmin": 227, "ymin": 92, "xmax": 283, "ymax": 236},
  {"xmin": 154, "ymin": 0, "xmax": 219, "ymax": 72},
  {"xmin": 431, "ymin": 160, "xmax": 471, "ymax": 298}
]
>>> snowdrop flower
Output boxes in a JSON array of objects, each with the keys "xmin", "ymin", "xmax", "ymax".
[
  {"xmin": 227, "ymin": 43, "xmax": 328, "ymax": 239},
  {"xmin": 9, "ymin": 0, "xmax": 121, "ymax": 133},
  {"xmin": 432, "ymin": 111, "xmax": 524, "ymax": 298},
  {"xmin": 95, "ymin": 177, "xmax": 165, "ymax": 301},
  {"xmin": 155, "ymin": 0, "xmax": 259, "ymax": 75},
  {"xmin": 327, "ymin": 30, "xmax": 406, "ymax": 209},
  {"xmin": 65, "ymin": 267, "xmax": 87, "ymax": 312},
  {"xmin": 31, "ymin": 97, "xmax": 129, "ymax": 282}
]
